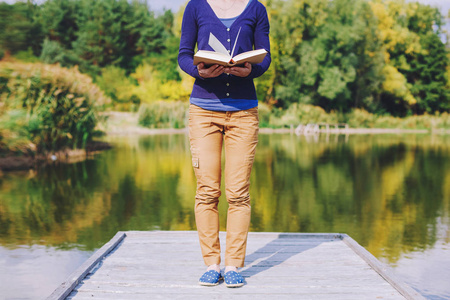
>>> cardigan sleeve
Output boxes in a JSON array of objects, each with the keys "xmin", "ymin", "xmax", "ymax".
[
  {"xmin": 248, "ymin": 5, "xmax": 271, "ymax": 79},
  {"xmin": 177, "ymin": 2, "xmax": 204, "ymax": 80}
]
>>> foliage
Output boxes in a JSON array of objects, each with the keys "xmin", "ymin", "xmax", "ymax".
[
  {"xmin": 70, "ymin": 0, "xmax": 169, "ymax": 75},
  {"xmin": 35, "ymin": 0, "xmax": 80, "ymax": 50},
  {"xmin": 138, "ymin": 101, "xmax": 188, "ymax": 129},
  {"xmin": 370, "ymin": 0, "xmax": 449, "ymax": 115},
  {"xmin": 0, "ymin": 61, "xmax": 110, "ymax": 153},
  {"xmin": 268, "ymin": 0, "xmax": 385, "ymax": 111},
  {"xmin": 0, "ymin": 109, "xmax": 33, "ymax": 155},
  {"xmin": 0, "ymin": 0, "xmax": 175, "ymax": 74},
  {"xmin": 130, "ymin": 62, "xmax": 192, "ymax": 103},
  {"xmin": 0, "ymin": 2, "xmax": 42, "ymax": 56},
  {"xmin": 264, "ymin": 102, "xmax": 450, "ymax": 129},
  {"xmin": 39, "ymin": 38, "xmax": 81, "ymax": 67},
  {"xmin": 13, "ymin": 47, "xmax": 41, "ymax": 63},
  {"xmin": 0, "ymin": 0, "xmax": 449, "ymax": 117},
  {"xmin": 267, "ymin": 0, "xmax": 449, "ymax": 115},
  {"xmin": 94, "ymin": 65, "xmax": 140, "ymax": 111}
]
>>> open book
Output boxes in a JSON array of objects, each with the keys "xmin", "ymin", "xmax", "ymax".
[{"xmin": 193, "ymin": 28, "xmax": 267, "ymax": 67}]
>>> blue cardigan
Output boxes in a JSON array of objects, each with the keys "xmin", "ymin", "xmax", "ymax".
[{"xmin": 178, "ymin": 0, "xmax": 271, "ymax": 111}]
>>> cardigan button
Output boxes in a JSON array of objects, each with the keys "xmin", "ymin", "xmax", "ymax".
[
  {"xmin": 227, "ymin": 28, "xmax": 230, "ymax": 31},
  {"xmin": 226, "ymin": 93, "xmax": 230, "ymax": 96},
  {"xmin": 226, "ymin": 83, "xmax": 230, "ymax": 86},
  {"xmin": 227, "ymin": 39, "xmax": 230, "ymax": 42}
]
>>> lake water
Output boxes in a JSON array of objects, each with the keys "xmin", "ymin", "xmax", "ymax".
[{"xmin": 0, "ymin": 133, "xmax": 449, "ymax": 299}]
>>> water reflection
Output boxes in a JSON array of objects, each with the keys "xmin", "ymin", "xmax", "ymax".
[{"xmin": 0, "ymin": 133, "xmax": 449, "ymax": 299}]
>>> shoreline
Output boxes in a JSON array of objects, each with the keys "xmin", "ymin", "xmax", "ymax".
[
  {"xmin": 104, "ymin": 126, "xmax": 449, "ymax": 136},
  {"xmin": 0, "ymin": 141, "xmax": 111, "ymax": 172},
  {"xmin": 102, "ymin": 111, "xmax": 450, "ymax": 136}
]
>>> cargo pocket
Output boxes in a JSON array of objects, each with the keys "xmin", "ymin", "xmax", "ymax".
[{"xmin": 191, "ymin": 156, "xmax": 202, "ymax": 180}]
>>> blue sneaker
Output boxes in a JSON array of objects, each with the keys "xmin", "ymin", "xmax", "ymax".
[
  {"xmin": 198, "ymin": 270, "xmax": 223, "ymax": 286},
  {"xmin": 224, "ymin": 270, "xmax": 244, "ymax": 288}
]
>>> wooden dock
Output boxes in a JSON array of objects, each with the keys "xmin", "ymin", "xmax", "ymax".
[{"xmin": 48, "ymin": 231, "xmax": 424, "ymax": 300}]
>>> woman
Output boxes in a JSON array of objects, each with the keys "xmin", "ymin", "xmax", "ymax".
[{"xmin": 178, "ymin": 0, "xmax": 271, "ymax": 288}]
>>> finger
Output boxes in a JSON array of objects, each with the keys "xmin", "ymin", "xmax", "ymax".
[
  {"xmin": 229, "ymin": 67, "xmax": 243, "ymax": 74},
  {"xmin": 212, "ymin": 66, "xmax": 224, "ymax": 77},
  {"xmin": 208, "ymin": 64, "xmax": 220, "ymax": 71},
  {"xmin": 198, "ymin": 62, "xmax": 205, "ymax": 70},
  {"xmin": 206, "ymin": 65, "xmax": 221, "ymax": 76},
  {"xmin": 230, "ymin": 68, "xmax": 249, "ymax": 77}
]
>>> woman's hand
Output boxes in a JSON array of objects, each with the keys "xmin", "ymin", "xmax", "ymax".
[
  {"xmin": 224, "ymin": 62, "xmax": 252, "ymax": 77},
  {"xmin": 197, "ymin": 63, "xmax": 224, "ymax": 78}
]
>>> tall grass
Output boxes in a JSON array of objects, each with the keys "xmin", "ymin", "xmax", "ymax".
[
  {"xmin": 138, "ymin": 101, "xmax": 188, "ymax": 129},
  {"xmin": 0, "ymin": 61, "xmax": 111, "ymax": 154}
]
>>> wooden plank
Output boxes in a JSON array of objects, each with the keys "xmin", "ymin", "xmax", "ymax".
[
  {"xmin": 46, "ymin": 231, "xmax": 126, "ymax": 300},
  {"xmin": 340, "ymin": 234, "xmax": 425, "ymax": 300},
  {"xmin": 60, "ymin": 231, "xmax": 422, "ymax": 300}
]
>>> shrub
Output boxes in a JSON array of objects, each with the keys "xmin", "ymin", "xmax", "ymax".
[
  {"xmin": 12, "ymin": 47, "xmax": 40, "ymax": 63},
  {"xmin": 0, "ymin": 109, "xmax": 33, "ymax": 155},
  {"xmin": 138, "ymin": 101, "xmax": 188, "ymax": 129},
  {"xmin": 130, "ymin": 62, "xmax": 192, "ymax": 103},
  {"xmin": 263, "ymin": 103, "xmax": 339, "ymax": 128},
  {"xmin": 0, "ymin": 61, "xmax": 111, "ymax": 153},
  {"xmin": 95, "ymin": 65, "xmax": 140, "ymax": 111}
]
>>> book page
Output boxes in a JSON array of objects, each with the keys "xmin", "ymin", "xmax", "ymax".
[
  {"xmin": 230, "ymin": 27, "xmax": 242, "ymax": 58},
  {"xmin": 208, "ymin": 33, "xmax": 229, "ymax": 56},
  {"xmin": 193, "ymin": 50, "xmax": 232, "ymax": 66},
  {"xmin": 233, "ymin": 49, "xmax": 267, "ymax": 65}
]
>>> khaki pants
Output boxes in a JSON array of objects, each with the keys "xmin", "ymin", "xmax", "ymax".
[{"xmin": 188, "ymin": 104, "xmax": 259, "ymax": 268}]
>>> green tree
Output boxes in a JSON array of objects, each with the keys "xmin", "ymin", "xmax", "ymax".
[
  {"xmin": 269, "ymin": 0, "xmax": 384, "ymax": 112},
  {"xmin": 72, "ymin": 0, "xmax": 168, "ymax": 74},
  {"xmin": 0, "ymin": 2, "xmax": 42, "ymax": 55},
  {"xmin": 409, "ymin": 32, "xmax": 450, "ymax": 113},
  {"xmin": 35, "ymin": 0, "xmax": 79, "ymax": 50},
  {"xmin": 372, "ymin": 0, "xmax": 450, "ymax": 115}
]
